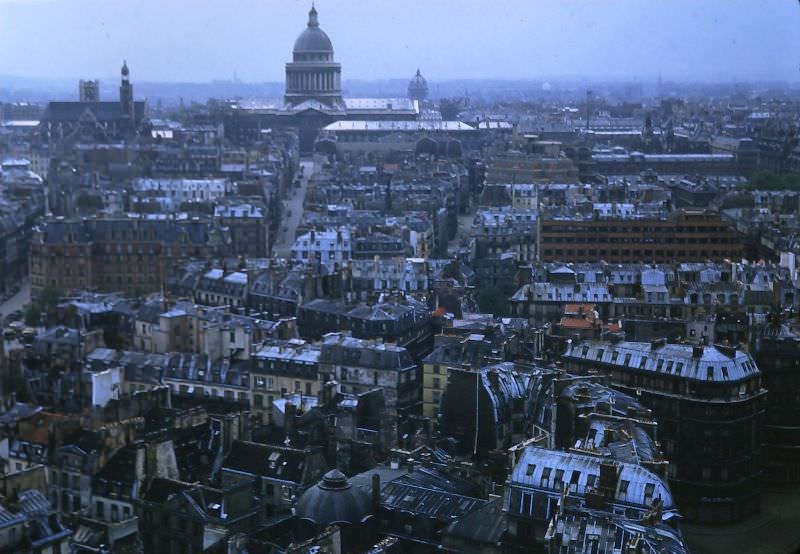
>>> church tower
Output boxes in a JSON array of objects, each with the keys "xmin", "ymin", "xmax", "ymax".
[
  {"xmin": 79, "ymin": 79, "xmax": 100, "ymax": 102},
  {"xmin": 119, "ymin": 60, "xmax": 135, "ymax": 125}
]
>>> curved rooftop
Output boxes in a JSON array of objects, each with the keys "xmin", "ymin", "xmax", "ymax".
[
  {"xmin": 293, "ymin": 6, "xmax": 333, "ymax": 54},
  {"xmin": 511, "ymin": 446, "xmax": 676, "ymax": 514},
  {"xmin": 563, "ymin": 340, "xmax": 760, "ymax": 383},
  {"xmin": 408, "ymin": 68, "xmax": 429, "ymax": 102},
  {"xmin": 295, "ymin": 469, "xmax": 374, "ymax": 527}
]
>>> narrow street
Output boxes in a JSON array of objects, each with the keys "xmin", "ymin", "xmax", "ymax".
[
  {"xmin": 448, "ymin": 211, "xmax": 476, "ymax": 255},
  {"xmin": 273, "ymin": 158, "xmax": 315, "ymax": 259},
  {"xmin": 0, "ymin": 279, "xmax": 31, "ymax": 323}
]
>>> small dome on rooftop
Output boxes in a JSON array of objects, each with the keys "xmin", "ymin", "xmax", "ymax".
[
  {"xmin": 296, "ymin": 469, "xmax": 372, "ymax": 520},
  {"xmin": 408, "ymin": 68, "xmax": 429, "ymax": 102},
  {"xmin": 294, "ymin": 469, "xmax": 376, "ymax": 549}
]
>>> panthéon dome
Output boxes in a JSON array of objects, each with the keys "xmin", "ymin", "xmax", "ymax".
[
  {"xmin": 293, "ymin": 5, "xmax": 333, "ymax": 55},
  {"xmin": 285, "ymin": 4, "xmax": 343, "ymax": 109}
]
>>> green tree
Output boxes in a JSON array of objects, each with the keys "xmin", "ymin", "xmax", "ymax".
[
  {"xmin": 741, "ymin": 171, "xmax": 800, "ymax": 191},
  {"xmin": 24, "ymin": 303, "xmax": 41, "ymax": 326},
  {"xmin": 21, "ymin": 286, "xmax": 61, "ymax": 327},
  {"xmin": 39, "ymin": 285, "xmax": 62, "ymax": 307},
  {"xmin": 475, "ymin": 285, "xmax": 510, "ymax": 317}
]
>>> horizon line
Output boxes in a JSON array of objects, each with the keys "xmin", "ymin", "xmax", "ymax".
[{"xmin": 3, "ymin": 74, "xmax": 800, "ymax": 87}]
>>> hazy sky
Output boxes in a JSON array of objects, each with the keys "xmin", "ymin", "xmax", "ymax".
[{"xmin": 1, "ymin": 0, "xmax": 798, "ymax": 83}]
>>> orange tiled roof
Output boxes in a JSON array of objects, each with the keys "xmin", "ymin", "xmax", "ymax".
[
  {"xmin": 564, "ymin": 303, "xmax": 596, "ymax": 315},
  {"xmin": 560, "ymin": 318, "xmax": 595, "ymax": 330},
  {"xmin": 19, "ymin": 412, "xmax": 69, "ymax": 444}
]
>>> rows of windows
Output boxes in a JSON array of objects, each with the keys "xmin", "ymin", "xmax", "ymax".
[
  {"xmin": 169, "ymin": 382, "xmax": 249, "ymax": 401},
  {"xmin": 542, "ymin": 223, "xmax": 731, "ymax": 234},
  {"xmin": 95, "ymin": 499, "xmax": 133, "ymax": 522},
  {"xmin": 542, "ymin": 248, "xmax": 738, "ymax": 259},
  {"xmin": 541, "ymin": 236, "xmax": 737, "ymax": 245}
]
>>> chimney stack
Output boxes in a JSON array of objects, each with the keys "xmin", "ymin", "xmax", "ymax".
[{"xmin": 285, "ymin": 402, "xmax": 297, "ymax": 437}]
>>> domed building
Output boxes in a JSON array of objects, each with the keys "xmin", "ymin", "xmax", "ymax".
[
  {"xmin": 407, "ymin": 68, "xmax": 429, "ymax": 103},
  {"xmin": 294, "ymin": 469, "xmax": 377, "ymax": 550},
  {"xmin": 224, "ymin": 5, "xmax": 421, "ymax": 153},
  {"xmin": 285, "ymin": 4, "xmax": 344, "ymax": 109}
]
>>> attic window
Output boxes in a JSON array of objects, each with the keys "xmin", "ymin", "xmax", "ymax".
[
  {"xmin": 526, "ymin": 463, "xmax": 536, "ymax": 476},
  {"xmin": 570, "ymin": 471, "xmax": 581, "ymax": 492},
  {"xmin": 540, "ymin": 467, "xmax": 552, "ymax": 487},
  {"xmin": 581, "ymin": 346, "xmax": 589, "ymax": 357},
  {"xmin": 676, "ymin": 362, "xmax": 684, "ymax": 374},
  {"xmin": 721, "ymin": 367, "xmax": 729, "ymax": 380},
  {"xmin": 619, "ymin": 480, "xmax": 630, "ymax": 497},
  {"xmin": 706, "ymin": 366, "xmax": 715, "ymax": 380},
  {"xmin": 639, "ymin": 356, "xmax": 648, "ymax": 369},
  {"xmin": 644, "ymin": 483, "xmax": 655, "ymax": 503}
]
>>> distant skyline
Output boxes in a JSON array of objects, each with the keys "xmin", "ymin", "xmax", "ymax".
[{"xmin": 1, "ymin": 0, "xmax": 798, "ymax": 84}]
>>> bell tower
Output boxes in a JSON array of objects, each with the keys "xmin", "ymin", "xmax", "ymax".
[{"xmin": 119, "ymin": 60, "xmax": 135, "ymax": 125}]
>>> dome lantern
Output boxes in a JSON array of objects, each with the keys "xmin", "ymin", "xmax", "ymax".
[{"xmin": 308, "ymin": 4, "xmax": 319, "ymax": 27}]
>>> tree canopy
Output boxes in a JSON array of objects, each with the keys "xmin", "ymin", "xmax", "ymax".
[
  {"xmin": 23, "ymin": 285, "xmax": 62, "ymax": 327},
  {"xmin": 739, "ymin": 171, "xmax": 800, "ymax": 191},
  {"xmin": 475, "ymin": 285, "xmax": 510, "ymax": 317}
]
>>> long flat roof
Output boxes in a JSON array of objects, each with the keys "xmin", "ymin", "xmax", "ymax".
[
  {"xmin": 234, "ymin": 97, "xmax": 418, "ymax": 114},
  {"xmin": 343, "ymin": 97, "xmax": 416, "ymax": 111},
  {"xmin": 324, "ymin": 120, "xmax": 475, "ymax": 132}
]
